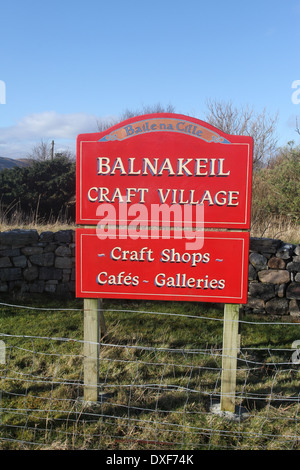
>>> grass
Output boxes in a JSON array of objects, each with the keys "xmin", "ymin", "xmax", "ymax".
[
  {"xmin": 250, "ymin": 215, "xmax": 300, "ymax": 245},
  {"xmin": 0, "ymin": 202, "xmax": 74, "ymax": 233},
  {"xmin": 0, "ymin": 207, "xmax": 299, "ymax": 243},
  {"xmin": 1, "ymin": 296, "xmax": 300, "ymax": 450}
]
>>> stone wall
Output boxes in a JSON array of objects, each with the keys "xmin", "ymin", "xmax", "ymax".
[
  {"xmin": 0, "ymin": 229, "xmax": 75, "ymax": 297},
  {"xmin": 244, "ymin": 237, "xmax": 300, "ymax": 317},
  {"xmin": 0, "ymin": 230, "xmax": 299, "ymax": 317}
]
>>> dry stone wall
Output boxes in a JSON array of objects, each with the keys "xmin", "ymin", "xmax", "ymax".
[
  {"xmin": 0, "ymin": 230, "xmax": 299, "ymax": 317},
  {"xmin": 0, "ymin": 229, "xmax": 75, "ymax": 297},
  {"xmin": 244, "ymin": 237, "xmax": 300, "ymax": 317}
]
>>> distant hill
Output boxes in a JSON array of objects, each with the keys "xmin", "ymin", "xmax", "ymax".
[{"xmin": 0, "ymin": 157, "xmax": 30, "ymax": 171}]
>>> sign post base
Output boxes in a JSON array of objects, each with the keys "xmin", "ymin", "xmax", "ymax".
[{"xmin": 210, "ymin": 402, "xmax": 250, "ymax": 421}]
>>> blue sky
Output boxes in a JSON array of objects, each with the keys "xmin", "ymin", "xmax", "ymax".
[{"xmin": 0, "ymin": 0, "xmax": 300, "ymax": 158}]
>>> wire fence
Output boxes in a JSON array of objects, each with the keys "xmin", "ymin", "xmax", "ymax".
[{"xmin": 1, "ymin": 300, "xmax": 300, "ymax": 450}]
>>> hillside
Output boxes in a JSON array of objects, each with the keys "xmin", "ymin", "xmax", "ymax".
[{"xmin": 0, "ymin": 156, "xmax": 30, "ymax": 171}]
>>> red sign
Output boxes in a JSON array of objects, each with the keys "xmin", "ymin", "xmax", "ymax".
[
  {"xmin": 76, "ymin": 229, "xmax": 249, "ymax": 304},
  {"xmin": 76, "ymin": 114, "xmax": 253, "ymax": 229}
]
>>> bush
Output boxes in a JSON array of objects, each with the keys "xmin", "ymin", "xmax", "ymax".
[
  {"xmin": 251, "ymin": 144, "xmax": 300, "ymax": 224},
  {"xmin": 0, "ymin": 155, "xmax": 75, "ymax": 222}
]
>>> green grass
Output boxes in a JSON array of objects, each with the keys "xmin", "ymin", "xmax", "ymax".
[{"xmin": 1, "ymin": 296, "xmax": 300, "ymax": 450}]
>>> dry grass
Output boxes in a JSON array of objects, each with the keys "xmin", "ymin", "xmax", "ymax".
[
  {"xmin": 0, "ymin": 209, "xmax": 299, "ymax": 244},
  {"xmin": 0, "ymin": 220, "xmax": 75, "ymax": 233},
  {"xmin": 0, "ymin": 206, "xmax": 75, "ymax": 233},
  {"xmin": 250, "ymin": 216, "xmax": 300, "ymax": 244}
]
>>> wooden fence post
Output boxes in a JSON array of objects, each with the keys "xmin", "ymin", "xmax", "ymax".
[
  {"xmin": 220, "ymin": 303, "xmax": 240, "ymax": 413},
  {"xmin": 83, "ymin": 298, "xmax": 100, "ymax": 402}
]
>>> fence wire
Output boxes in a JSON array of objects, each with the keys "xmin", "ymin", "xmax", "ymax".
[{"xmin": 1, "ymin": 300, "xmax": 300, "ymax": 450}]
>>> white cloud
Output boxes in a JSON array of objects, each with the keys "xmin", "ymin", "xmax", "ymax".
[{"xmin": 0, "ymin": 111, "xmax": 117, "ymax": 158}]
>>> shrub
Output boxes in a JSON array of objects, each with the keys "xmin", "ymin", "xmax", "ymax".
[
  {"xmin": 251, "ymin": 144, "xmax": 300, "ymax": 225},
  {"xmin": 0, "ymin": 155, "xmax": 75, "ymax": 222}
]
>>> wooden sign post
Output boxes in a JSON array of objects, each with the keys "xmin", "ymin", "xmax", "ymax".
[
  {"xmin": 83, "ymin": 298, "xmax": 99, "ymax": 402},
  {"xmin": 83, "ymin": 298, "xmax": 106, "ymax": 402},
  {"xmin": 75, "ymin": 113, "xmax": 253, "ymax": 409},
  {"xmin": 220, "ymin": 303, "xmax": 240, "ymax": 413}
]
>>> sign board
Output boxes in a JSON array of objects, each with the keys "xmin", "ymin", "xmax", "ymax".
[
  {"xmin": 76, "ymin": 229, "xmax": 249, "ymax": 304},
  {"xmin": 76, "ymin": 114, "xmax": 253, "ymax": 229},
  {"xmin": 76, "ymin": 113, "xmax": 253, "ymax": 410}
]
